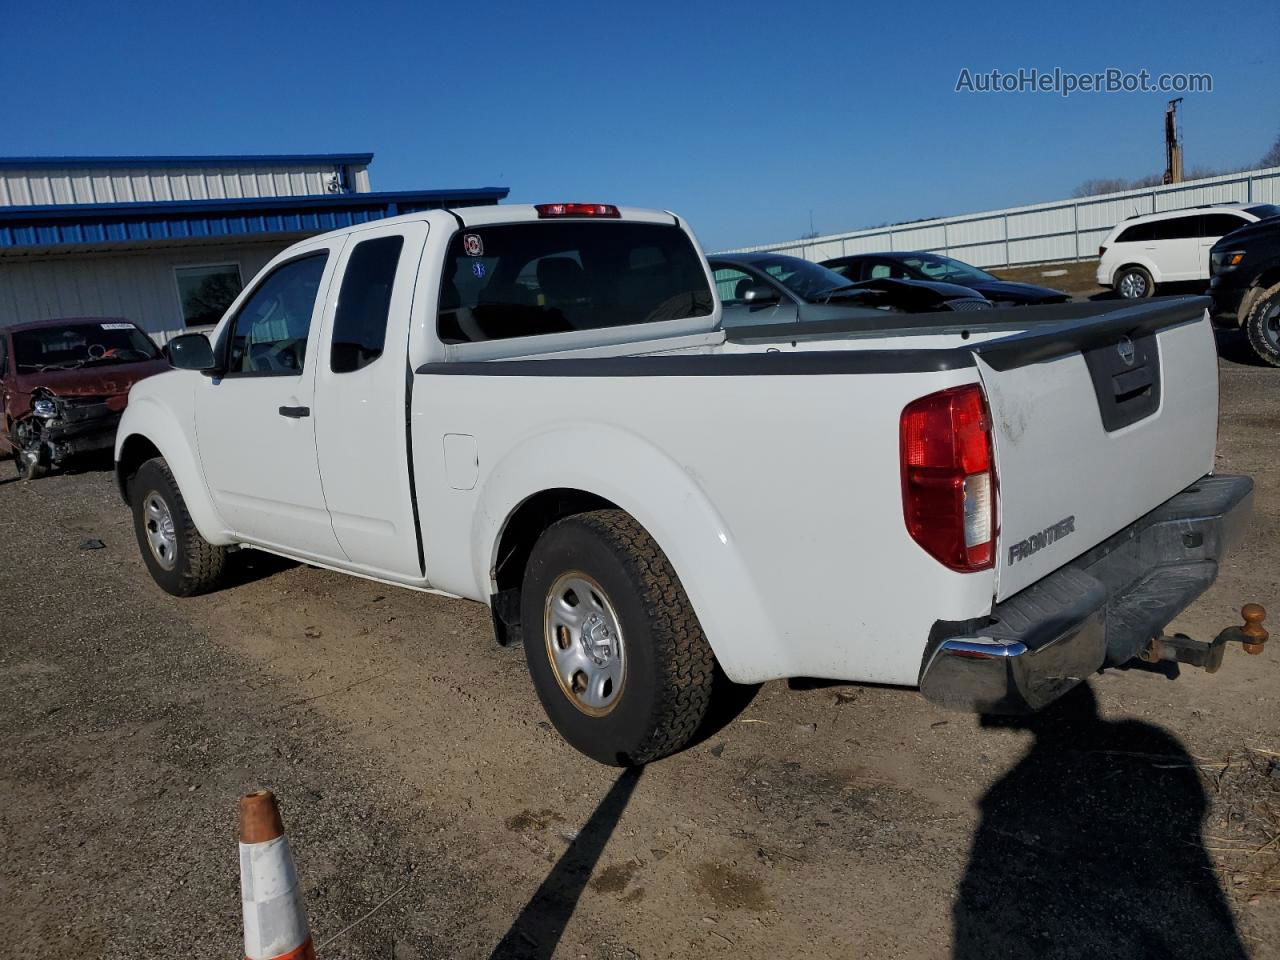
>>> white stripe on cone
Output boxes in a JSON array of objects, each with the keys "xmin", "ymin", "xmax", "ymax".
[{"xmin": 240, "ymin": 835, "xmax": 310, "ymax": 960}]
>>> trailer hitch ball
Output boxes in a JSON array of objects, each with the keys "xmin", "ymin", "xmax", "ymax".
[{"xmin": 1239, "ymin": 603, "xmax": 1268, "ymax": 655}]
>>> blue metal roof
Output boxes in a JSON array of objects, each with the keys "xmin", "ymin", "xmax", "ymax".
[
  {"xmin": 0, "ymin": 153, "xmax": 375, "ymax": 169},
  {"xmin": 0, "ymin": 188, "xmax": 508, "ymax": 250}
]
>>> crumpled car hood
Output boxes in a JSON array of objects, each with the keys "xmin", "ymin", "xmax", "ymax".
[{"xmin": 12, "ymin": 358, "xmax": 170, "ymax": 399}]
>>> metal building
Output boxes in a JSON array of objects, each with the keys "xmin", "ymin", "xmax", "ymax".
[{"xmin": 0, "ymin": 153, "xmax": 507, "ymax": 342}]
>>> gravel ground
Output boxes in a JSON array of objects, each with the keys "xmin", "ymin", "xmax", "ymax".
[{"xmin": 1, "ymin": 327, "xmax": 1277, "ymax": 960}]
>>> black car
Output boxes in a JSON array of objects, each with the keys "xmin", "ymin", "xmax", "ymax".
[
  {"xmin": 1209, "ymin": 215, "xmax": 1280, "ymax": 366},
  {"xmin": 709, "ymin": 253, "xmax": 992, "ymax": 329},
  {"xmin": 820, "ymin": 252, "xmax": 1070, "ymax": 306}
]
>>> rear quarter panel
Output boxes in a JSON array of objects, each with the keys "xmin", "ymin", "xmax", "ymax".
[{"xmin": 413, "ymin": 366, "xmax": 997, "ymax": 686}]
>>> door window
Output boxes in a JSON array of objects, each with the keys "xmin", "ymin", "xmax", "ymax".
[
  {"xmin": 867, "ymin": 258, "xmax": 907, "ymax": 280},
  {"xmin": 1199, "ymin": 214, "xmax": 1247, "ymax": 238},
  {"xmin": 224, "ymin": 253, "xmax": 328, "ymax": 376},
  {"xmin": 1152, "ymin": 216, "xmax": 1198, "ymax": 241},
  {"xmin": 330, "ymin": 236, "xmax": 404, "ymax": 373},
  {"xmin": 1116, "ymin": 222, "xmax": 1155, "ymax": 243},
  {"xmin": 713, "ymin": 266, "xmax": 755, "ymax": 303}
]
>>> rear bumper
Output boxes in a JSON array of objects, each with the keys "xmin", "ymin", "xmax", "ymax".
[{"xmin": 920, "ymin": 474, "xmax": 1253, "ymax": 713}]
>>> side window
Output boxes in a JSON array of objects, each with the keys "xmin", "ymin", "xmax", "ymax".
[
  {"xmin": 713, "ymin": 266, "xmax": 754, "ymax": 302},
  {"xmin": 225, "ymin": 253, "xmax": 328, "ymax": 376},
  {"xmin": 330, "ymin": 235, "xmax": 404, "ymax": 373},
  {"xmin": 868, "ymin": 259, "xmax": 900, "ymax": 280},
  {"xmin": 823, "ymin": 260, "xmax": 858, "ymax": 281},
  {"xmin": 1199, "ymin": 214, "xmax": 1246, "ymax": 238},
  {"xmin": 1116, "ymin": 222, "xmax": 1155, "ymax": 243},
  {"xmin": 1153, "ymin": 216, "xmax": 1198, "ymax": 241}
]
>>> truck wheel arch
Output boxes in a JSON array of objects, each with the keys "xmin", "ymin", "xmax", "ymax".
[
  {"xmin": 471, "ymin": 428, "xmax": 788, "ymax": 685},
  {"xmin": 113, "ymin": 398, "xmax": 232, "ymax": 546}
]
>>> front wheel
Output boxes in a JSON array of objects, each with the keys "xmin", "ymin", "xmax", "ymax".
[
  {"xmin": 1244, "ymin": 283, "xmax": 1280, "ymax": 367},
  {"xmin": 130, "ymin": 457, "xmax": 228, "ymax": 596},
  {"xmin": 520, "ymin": 510, "xmax": 717, "ymax": 766},
  {"xmin": 1115, "ymin": 265, "xmax": 1154, "ymax": 299}
]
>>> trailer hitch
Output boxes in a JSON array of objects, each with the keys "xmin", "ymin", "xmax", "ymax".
[{"xmin": 1139, "ymin": 604, "xmax": 1268, "ymax": 674}]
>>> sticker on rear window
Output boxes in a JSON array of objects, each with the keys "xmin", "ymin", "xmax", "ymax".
[
  {"xmin": 100, "ymin": 323, "xmax": 134, "ymax": 330},
  {"xmin": 463, "ymin": 234, "xmax": 484, "ymax": 257},
  {"xmin": 471, "ymin": 262, "xmax": 486, "ymax": 279}
]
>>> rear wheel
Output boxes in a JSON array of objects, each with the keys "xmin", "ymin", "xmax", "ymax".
[
  {"xmin": 130, "ymin": 457, "xmax": 228, "ymax": 596},
  {"xmin": 520, "ymin": 509, "xmax": 717, "ymax": 766},
  {"xmin": 1244, "ymin": 283, "xmax": 1280, "ymax": 367},
  {"xmin": 1115, "ymin": 265, "xmax": 1154, "ymax": 299}
]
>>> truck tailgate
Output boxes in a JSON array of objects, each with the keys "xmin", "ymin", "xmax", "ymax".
[{"xmin": 975, "ymin": 299, "xmax": 1219, "ymax": 600}]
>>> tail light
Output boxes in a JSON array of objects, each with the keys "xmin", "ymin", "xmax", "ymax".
[
  {"xmin": 535, "ymin": 203, "xmax": 620, "ymax": 218},
  {"xmin": 1098, "ymin": 245, "xmax": 1107, "ymax": 258},
  {"xmin": 900, "ymin": 384, "xmax": 997, "ymax": 571}
]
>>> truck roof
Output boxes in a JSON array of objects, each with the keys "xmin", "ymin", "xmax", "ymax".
[{"xmin": 296, "ymin": 204, "xmax": 684, "ymax": 246}]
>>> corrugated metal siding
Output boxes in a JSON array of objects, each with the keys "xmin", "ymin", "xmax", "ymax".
[
  {"xmin": 0, "ymin": 243, "xmax": 287, "ymax": 342},
  {"xmin": 725, "ymin": 165, "xmax": 1280, "ymax": 267},
  {"xmin": 0, "ymin": 162, "xmax": 372, "ymax": 207}
]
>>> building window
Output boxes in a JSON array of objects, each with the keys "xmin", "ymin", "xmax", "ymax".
[{"xmin": 175, "ymin": 263, "xmax": 244, "ymax": 328}]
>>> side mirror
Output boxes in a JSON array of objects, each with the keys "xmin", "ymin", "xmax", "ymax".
[
  {"xmin": 742, "ymin": 283, "xmax": 780, "ymax": 304},
  {"xmin": 167, "ymin": 332, "xmax": 216, "ymax": 372}
]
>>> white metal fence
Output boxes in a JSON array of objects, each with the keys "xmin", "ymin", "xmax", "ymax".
[{"xmin": 723, "ymin": 165, "xmax": 1280, "ymax": 268}]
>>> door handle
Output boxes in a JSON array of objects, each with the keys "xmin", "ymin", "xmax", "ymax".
[{"xmin": 278, "ymin": 405, "xmax": 310, "ymax": 418}]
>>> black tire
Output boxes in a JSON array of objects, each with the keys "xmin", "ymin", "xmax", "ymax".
[
  {"xmin": 130, "ymin": 457, "xmax": 227, "ymax": 596},
  {"xmin": 520, "ymin": 509, "xmax": 717, "ymax": 766},
  {"xmin": 1244, "ymin": 283, "xmax": 1280, "ymax": 367},
  {"xmin": 1114, "ymin": 265, "xmax": 1155, "ymax": 299}
]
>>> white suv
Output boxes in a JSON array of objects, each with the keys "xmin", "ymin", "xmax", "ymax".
[{"xmin": 1097, "ymin": 202, "xmax": 1280, "ymax": 299}]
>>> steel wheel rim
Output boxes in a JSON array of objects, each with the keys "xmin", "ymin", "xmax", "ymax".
[
  {"xmin": 543, "ymin": 571, "xmax": 626, "ymax": 717},
  {"xmin": 143, "ymin": 490, "xmax": 178, "ymax": 571},
  {"xmin": 1264, "ymin": 302, "xmax": 1280, "ymax": 350},
  {"xmin": 1119, "ymin": 271, "xmax": 1146, "ymax": 298}
]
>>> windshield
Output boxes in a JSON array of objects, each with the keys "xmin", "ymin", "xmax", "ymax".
[
  {"xmin": 12, "ymin": 321, "xmax": 160, "ymax": 372},
  {"xmin": 1245, "ymin": 204, "xmax": 1280, "ymax": 221},
  {"xmin": 901, "ymin": 254, "xmax": 998, "ymax": 284},
  {"xmin": 437, "ymin": 221, "xmax": 713, "ymax": 343},
  {"xmin": 748, "ymin": 256, "xmax": 854, "ymax": 300}
]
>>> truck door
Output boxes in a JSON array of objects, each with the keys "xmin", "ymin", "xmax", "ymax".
[
  {"xmin": 311, "ymin": 221, "xmax": 428, "ymax": 580},
  {"xmin": 194, "ymin": 243, "xmax": 347, "ymax": 560}
]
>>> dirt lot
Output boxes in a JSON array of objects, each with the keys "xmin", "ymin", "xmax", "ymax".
[{"xmin": 2, "ymin": 327, "xmax": 1278, "ymax": 960}]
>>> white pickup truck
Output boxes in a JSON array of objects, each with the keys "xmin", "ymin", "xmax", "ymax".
[{"xmin": 115, "ymin": 202, "xmax": 1264, "ymax": 765}]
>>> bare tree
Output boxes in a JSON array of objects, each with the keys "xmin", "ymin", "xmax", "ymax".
[{"xmin": 1262, "ymin": 132, "xmax": 1280, "ymax": 168}]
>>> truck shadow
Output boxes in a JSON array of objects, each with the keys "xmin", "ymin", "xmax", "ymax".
[
  {"xmin": 1214, "ymin": 326, "xmax": 1275, "ymax": 368},
  {"xmin": 490, "ymin": 767, "xmax": 643, "ymax": 959},
  {"xmin": 953, "ymin": 683, "xmax": 1246, "ymax": 960}
]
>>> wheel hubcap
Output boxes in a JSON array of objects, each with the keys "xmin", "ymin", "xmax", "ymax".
[
  {"xmin": 1119, "ymin": 272, "xmax": 1146, "ymax": 298},
  {"xmin": 1264, "ymin": 303, "xmax": 1280, "ymax": 350},
  {"xmin": 143, "ymin": 491, "xmax": 178, "ymax": 571},
  {"xmin": 544, "ymin": 572, "xmax": 626, "ymax": 716}
]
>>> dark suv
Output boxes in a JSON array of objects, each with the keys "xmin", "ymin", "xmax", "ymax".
[{"xmin": 1209, "ymin": 216, "xmax": 1280, "ymax": 366}]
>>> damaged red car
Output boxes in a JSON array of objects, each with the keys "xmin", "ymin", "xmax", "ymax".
[{"xmin": 1, "ymin": 317, "xmax": 168, "ymax": 480}]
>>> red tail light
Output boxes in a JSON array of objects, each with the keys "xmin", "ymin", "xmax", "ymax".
[
  {"xmin": 900, "ymin": 384, "xmax": 997, "ymax": 572},
  {"xmin": 535, "ymin": 203, "xmax": 621, "ymax": 218},
  {"xmin": 1099, "ymin": 245, "xmax": 1107, "ymax": 258}
]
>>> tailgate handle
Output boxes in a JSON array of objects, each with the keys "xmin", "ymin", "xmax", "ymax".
[{"xmin": 1111, "ymin": 366, "xmax": 1153, "ymax": 403}]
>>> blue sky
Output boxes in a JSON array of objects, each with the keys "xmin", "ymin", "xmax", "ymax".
[{"xmin": 2, "ymin": 0, "xmax": 1276, "ymax": 252}]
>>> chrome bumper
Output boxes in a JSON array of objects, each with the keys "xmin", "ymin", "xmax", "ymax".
[{"xmin": 920, "ymin": 474, "xmax": 1253, "ymax": 714}]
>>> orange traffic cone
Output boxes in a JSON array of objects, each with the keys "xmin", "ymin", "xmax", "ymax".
[{"xmin": 239, "ymin": 790, "xmax": 315, "ymax": 960}]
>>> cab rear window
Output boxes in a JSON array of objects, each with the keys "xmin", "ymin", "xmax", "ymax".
[{"xmin": 437, "ymin": 221, "xmax": 713, "ymax": 343}]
